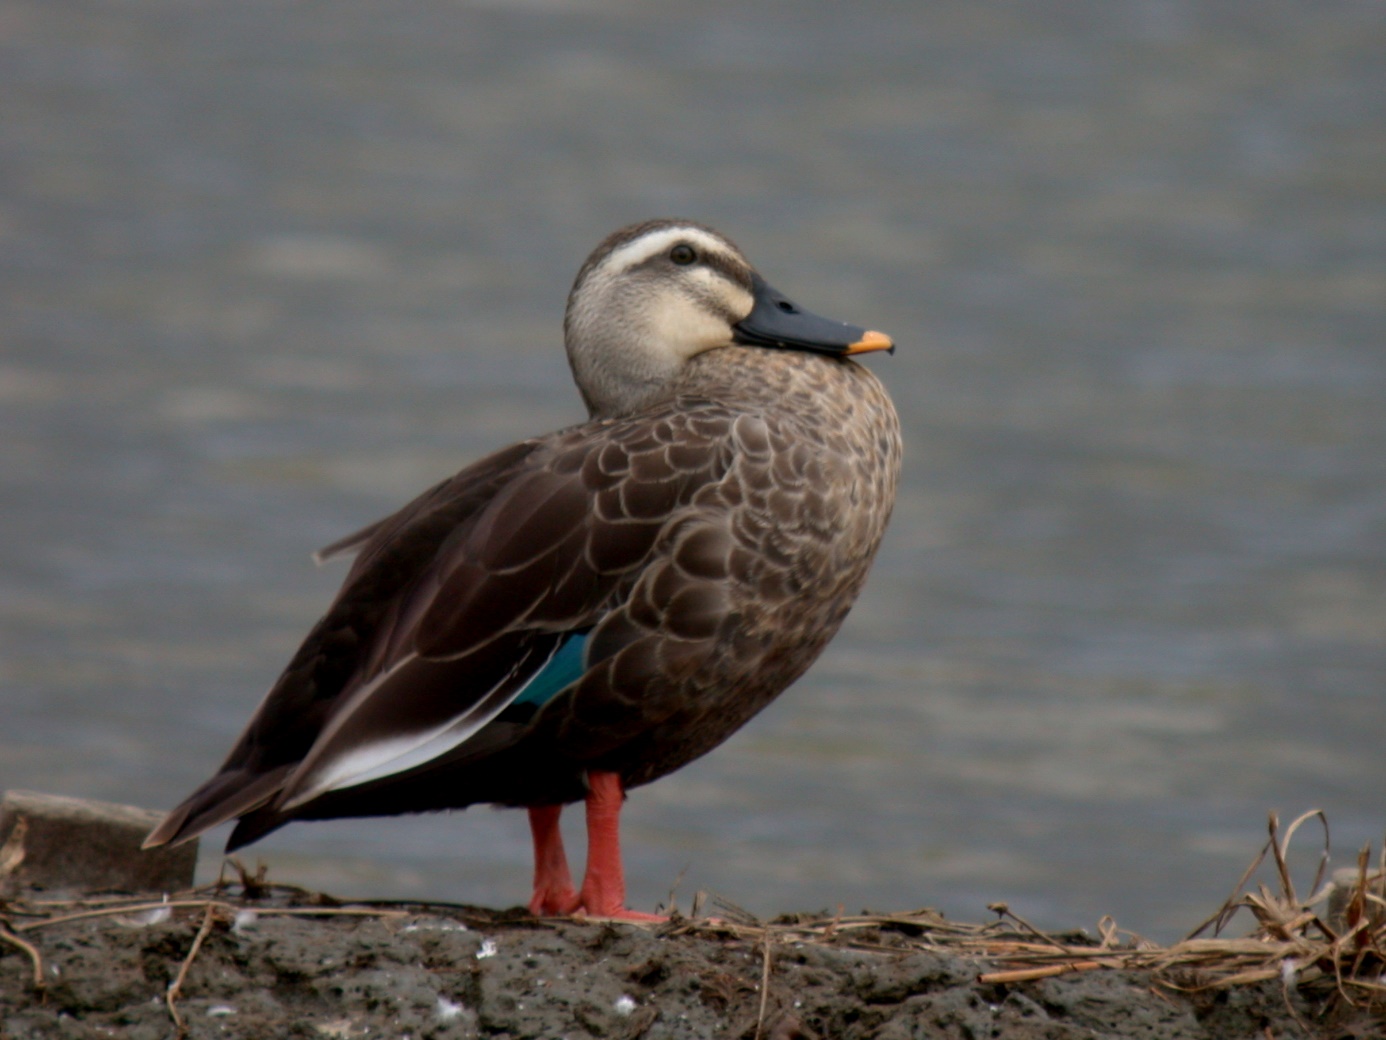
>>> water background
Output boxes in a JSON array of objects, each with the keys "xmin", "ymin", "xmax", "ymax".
[{"xmin": 3, "ymin": 1, "xmax": 1384, "ymax": 941}]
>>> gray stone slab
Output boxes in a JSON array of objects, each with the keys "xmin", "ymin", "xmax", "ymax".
[{"xmin": 0, "ymin": 789, "xmax": 197, "ymax": 895}]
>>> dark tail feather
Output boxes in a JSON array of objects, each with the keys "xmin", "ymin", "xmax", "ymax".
[
  {"xmin": 225, "ymin": 805, "xmax": 293, "ymax": 851},
  {"xmin": 142, "ymin": 766, "xmax": 294, "ymax": 850}
]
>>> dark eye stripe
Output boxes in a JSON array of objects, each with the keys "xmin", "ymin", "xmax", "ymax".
[
  {"xmin": 630, "ymin": 245, "xmax": 740, "ymax": 277},
  {"xmin": 696, "ymin": 249, "xmax": 752, "ymax": 290}
]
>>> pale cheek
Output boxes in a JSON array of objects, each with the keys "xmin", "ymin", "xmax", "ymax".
[{"xmin": 649, "ymin": 295, "xmax": 733, "ymax": 361}]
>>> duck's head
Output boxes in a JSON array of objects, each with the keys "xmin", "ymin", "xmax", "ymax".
[{"xmin": 564, "ymin": 219, "xmax": 893, "ymax": 418}]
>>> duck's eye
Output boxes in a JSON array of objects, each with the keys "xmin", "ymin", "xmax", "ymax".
[{"xmin": 669, "ymin": 244, "xmax": 697, "ymax": 266}]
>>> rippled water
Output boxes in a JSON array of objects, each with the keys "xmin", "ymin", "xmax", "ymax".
[{"xmin": 4, "ymin": 1, "xmax": 1384, "ymax": 940}]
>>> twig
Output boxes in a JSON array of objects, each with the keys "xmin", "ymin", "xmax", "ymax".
[
  {"xmin": 989, "ymin": 903, "xmax": 1077, "ymax": 957},
  {"xmin": 1278, "ymin": 809, "xmax": 1330, "ymax": 907},
  {"xmin": 752, "ymin": 931, "xmax": 774, "ymax": 1040},
  {"xmin": 16, "ymin": 898, "xmax": 221, "ymax": 932},
  {"xmin": 0, "ymin": 922, "xmax": 45, "ymax": 992},
  {"xmin": 1187, "ymin": 822, "xmax": 1275, "ymax": 941},
  {"xmin": 979, "ymin": 961, "xmax": 1104, "ymax": 984},
  {"xmin": 821, "ymin": 904, "xmax": 844, "ymax": 942},
  {"xmin": 16, "ymin": 898, "xmax": 408, "ymax": 933},
  {"xmin": 166, "ymin": 904, "xmax": 218, "ymax": 1038}
]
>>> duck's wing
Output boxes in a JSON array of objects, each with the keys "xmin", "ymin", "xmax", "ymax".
[{"xmin": 146, "ymin": 414, "xmax": 734, "ymax": 847}]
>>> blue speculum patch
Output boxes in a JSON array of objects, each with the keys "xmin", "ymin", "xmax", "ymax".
[{"xmin": 512, "ymin": 631, "xmax": 589, "ymax": 708}]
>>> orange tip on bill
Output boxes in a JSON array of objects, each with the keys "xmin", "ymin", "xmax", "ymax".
[{"xmin": 844, "ymin": 329, "xmax": 895, "ymax": 355}]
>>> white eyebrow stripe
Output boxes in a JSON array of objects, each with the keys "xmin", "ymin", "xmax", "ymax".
[{"xmin": 601, "ymin": 226, "xmax": 732, "ymax": 276}]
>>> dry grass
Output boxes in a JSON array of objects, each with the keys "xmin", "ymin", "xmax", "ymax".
[
  {"xmin": 2, "ymin": 811, "xmax": 1384, "ymax": 1034},
  {"xmin": 675, "ymin": 810, "xmax": 1386, "ymax": 1018}
]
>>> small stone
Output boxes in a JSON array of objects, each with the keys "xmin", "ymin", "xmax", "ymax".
[
  {"xmin": 435, "ymin": 996, "xmax": 465, "ymax": 1020},
  {"xmin": 233, "ymin": 909, "xmax": 259, "ymax": 932},
  {"xmin": 0, "ymin": 789, "xmax": 197, "ymax": 895},
  {"xmin": 119, "ymin": 904, "xmax": 172, "ymax": 926},
  {"xmin": 1325, "ymin": 866, "xmax": 1383, "ymax": 933},
  {"xmin": 312, "ymin": 1018, "xmax": 358, "ymax": 1038}
]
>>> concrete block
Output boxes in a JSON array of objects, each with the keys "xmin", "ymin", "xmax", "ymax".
[{"xmin": 0, "ymin": 790, "xmax": 197, "ymax": 895}]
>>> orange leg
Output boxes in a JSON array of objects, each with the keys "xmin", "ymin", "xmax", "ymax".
[
  {"xmin": 526, "ymin": 805, "xmax": 580, "ymax": 916},
  {"xmin": 574, "ymin": 771, "xmax": 665, "ymax": 922}
]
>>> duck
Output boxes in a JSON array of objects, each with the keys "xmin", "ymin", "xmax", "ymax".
[{"xmin": 144, "ymin": 219, "xmax": 901, "ymax": 920}]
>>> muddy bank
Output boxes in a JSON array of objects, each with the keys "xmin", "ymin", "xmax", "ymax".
[{"xmin": 2, "ymin": 888, "xmax": 1374, "ymax": 1040}]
